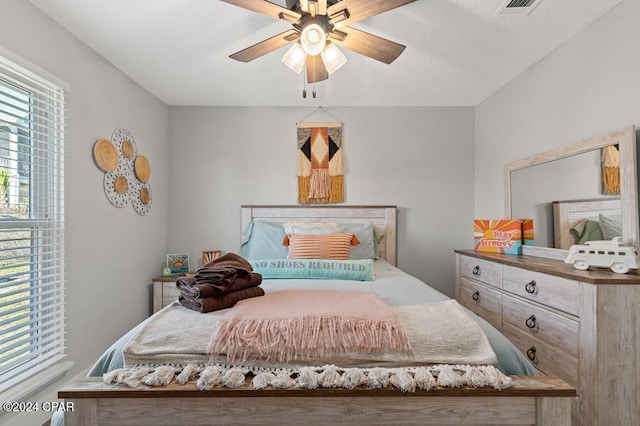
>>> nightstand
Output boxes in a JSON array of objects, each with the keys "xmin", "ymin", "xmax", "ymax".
[{"xmin": 151, "ymin": 275, "xmax": 184, "ymax": 313}]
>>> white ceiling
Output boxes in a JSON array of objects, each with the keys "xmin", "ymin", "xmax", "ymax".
[{"xmin": 28, "ymin": 0, "xmax": 623, "ymax": 107}]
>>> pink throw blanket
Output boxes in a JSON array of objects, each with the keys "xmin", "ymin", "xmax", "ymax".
[{"xmin": 207, "ymin": 289, "xmax": 411, "ymax": 363}]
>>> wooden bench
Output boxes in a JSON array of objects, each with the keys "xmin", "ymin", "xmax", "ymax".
[{"xmin": 59, "ymin": 375, "xmax": 575, "ymax": 426}]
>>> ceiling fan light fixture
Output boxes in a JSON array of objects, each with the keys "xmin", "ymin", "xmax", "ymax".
[
  {"xmin": 300, "ymin": 23, "xmax": 326, "ymax": 56},
  {"xmin": 223, "ymin": 0, "xmax": 414, "ymax": 86},
  {"xmin": 321, "ymin": 43, "xmax": 347, "ymax": 75},
  {"xmin": 282, "ymin": 43, "xmax": 306, "ymax": 74}
]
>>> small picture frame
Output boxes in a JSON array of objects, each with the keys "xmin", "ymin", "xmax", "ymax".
[
  {"xmin": 202, "ymin": 250, "xmax": 222, "ymax": 265},
  {"xmin": 166, "ymin": 253, "xmax": 189, "ymax": 274}
]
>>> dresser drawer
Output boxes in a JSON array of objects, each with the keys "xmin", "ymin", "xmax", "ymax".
[
  {"xmin": 502, "ymin": 265, "xmax": 579, "ymax": 316},
  {"xmin": 460, "ymin": 256, "xmax": 502, "ymax": 289},
  {"xmin": 502, "ymin": 322, "xmax": 578, "ymax": 388},
  {"xmin": 459, "ymin": 277, "xmax": 502, "ymax": 331},
  {"xmin": 502, "ymin": 294, "xmax": 579, "ymax": 357}
]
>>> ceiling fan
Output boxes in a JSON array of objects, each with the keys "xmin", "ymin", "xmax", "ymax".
[{"xmin": 221, "ymin": 0, "xmax": 417, "ymax": 84}]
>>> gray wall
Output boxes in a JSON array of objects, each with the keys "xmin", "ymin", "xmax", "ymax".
[
  {"xmin": 0, "ymin": 1, "xmax": 170, "ymax": 425},
  {"xmin": 475, "ymin": 0, "xmax": 640, "ymax": 220},
  {"xmin": 167, "ymin": 107, "xmax": 475, "ymax": 297}
]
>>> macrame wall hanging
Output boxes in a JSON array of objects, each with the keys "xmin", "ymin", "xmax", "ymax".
[
  {"xmin": 297, "ymin": 115, "xmax": 344, "ymax": 204},
  {"xmin": 602, "ymin": 144, "xmax": 620, "ymax": 195}
]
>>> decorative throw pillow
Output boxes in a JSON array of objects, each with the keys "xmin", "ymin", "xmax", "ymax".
[
  {"xmin": 599, "ymin": 214, "xmax": 623, "ymax": 240},
  {"xmin": 240, "ymin": 221, "xmax": 289, "ymax": 260},
  {"xmin": 286, "ymin": 221, "xmax": 382, "ymax": 259},
  {"xmin": 339, "ymin": 222, "xmax": 380, "ymax": 260},
  {"xmin": 570, "ymin": 218, "xmax": 604, "ymax": 244},
  {"xmin": 250, "ymin": 259, "xmax": 375, "ymax": 281},
  {"xmin": 285, "ymin": 233, "xmax": 359, "ymax": 260}
]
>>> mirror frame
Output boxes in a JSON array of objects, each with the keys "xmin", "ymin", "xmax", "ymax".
[{"xmin": 504, "ymin": 126, "xmax": 639, "ymax": 260}]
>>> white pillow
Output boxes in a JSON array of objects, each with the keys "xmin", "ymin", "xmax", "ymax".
[{"xmin": 282, "ymin": 221, "xmax": 340, "ymax": 235}]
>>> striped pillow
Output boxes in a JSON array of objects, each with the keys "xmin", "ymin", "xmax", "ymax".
[{"xmin": 286, "ymin": 233, "xmax": 359, "ymax": 260}]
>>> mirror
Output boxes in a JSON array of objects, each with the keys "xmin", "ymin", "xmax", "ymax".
[{"xmin": 504, "ymin": 126, "xmax": 639, "ymax": 259}]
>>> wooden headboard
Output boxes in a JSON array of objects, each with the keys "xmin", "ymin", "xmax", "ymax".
[
  {"xmin": 552, "ymin": 198, "xmax": 621, "ymax": 249},
  {"xmin": 241, "ymin": 205, "xmax": 397, "ymax": 265}
]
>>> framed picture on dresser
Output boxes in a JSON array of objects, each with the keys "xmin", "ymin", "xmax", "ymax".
[
  {"xmin": 202, "ymin": 250, "xmax": 221, "ymax": 265},
  {"xmin": 166, "ymin": 253, "xmax": 189, "ymax": 274}
]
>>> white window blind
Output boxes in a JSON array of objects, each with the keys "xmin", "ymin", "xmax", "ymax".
[{"xmin": 0, "ymin": 55, "xmax": 65, "ymax": 392}]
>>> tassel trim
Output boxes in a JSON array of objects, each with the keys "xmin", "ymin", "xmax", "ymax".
[
  {"xmin": 298, "ymin": 176, "xmax": 344, "ymax": 204},
  {"xmin": 104, "ymin": 363, "xmax": 513, "ymax": 392}
]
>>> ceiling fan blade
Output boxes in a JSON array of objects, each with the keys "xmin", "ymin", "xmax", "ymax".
[
  {"xmin": 327, "ymin": 0, "xmax": 416, "ymax": 27},
  {"xmin": 306, "ymin": 55, "xmax": 329, "ymax": 83},
  {"xmin": 317, "ymin": 0, "xmax": 327, "ymax": 15},
  {"xmin": 330, "ymin": 26, "xmax": 405, "ymax": 64},
  {"xmin": 230, "ymin": 29, "xmax": 299, "ymax": 62},
  {"xmin": 220, "ymin": 0, "xmax": 301, "ymax": 22}
]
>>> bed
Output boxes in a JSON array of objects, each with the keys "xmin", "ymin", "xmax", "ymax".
[
  {"xmin": 57, "ymin": 205, "xmax": 574, "ymax": 426},
  {"xmin": 552, "ymin": 198, "xmax": 622, "ymax": 249}
]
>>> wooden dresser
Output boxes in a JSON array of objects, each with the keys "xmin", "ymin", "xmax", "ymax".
[{"xmin": 455, "ymin": 249, "xmax": 640, "ymax": 426}]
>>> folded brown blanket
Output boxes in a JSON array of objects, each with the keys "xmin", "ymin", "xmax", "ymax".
[
  {"xmin": 192, "ymin": 252, "xmax": 262, "ymax": 295},
  {"xmin": 178, "ymin": 286, "xmax": 265, "ymax": 313},
  {"xmin": 200, "ymin": 252, "xmax": 253, "ymax": 273},
  {"xmin": 176, "ymin": 273, "xmax": 262, "ymax": 298}
]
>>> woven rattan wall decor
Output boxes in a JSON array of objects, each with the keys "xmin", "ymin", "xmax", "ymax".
[{"xmin": 92, "ymin": 128, "xmax": 152, "ymax": 215}]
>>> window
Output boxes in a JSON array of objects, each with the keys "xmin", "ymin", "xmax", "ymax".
[{"xmin": 0, "ymin": 55, "xmax": 65, "ymax": 392}]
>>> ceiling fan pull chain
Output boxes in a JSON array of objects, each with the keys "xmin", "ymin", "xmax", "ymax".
[{"xmin": 302, "ymin": 66, "xmax": 307, "ymax": 98}]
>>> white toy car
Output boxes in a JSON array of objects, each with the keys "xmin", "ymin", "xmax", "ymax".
[{"xmin": 564, "ymin": 237, "xmax": 639, "ymax": 274}]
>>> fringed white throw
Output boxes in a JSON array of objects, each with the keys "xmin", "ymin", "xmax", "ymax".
[
  {"xmin": 115, "ymin": 296, "xmax": 508, "ymax": 391},
  {"xmin": 207, "ymin": 289, "xmax": 411, "ymax": 363},
  {"xmin": 123, "ymin": 298, "xmax": 497, "ymax": 368}
]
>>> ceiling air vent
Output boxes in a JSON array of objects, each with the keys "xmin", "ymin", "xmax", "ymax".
[{"xmin": 494, "ymin": 0, "xmax": 544, "ymax": 16}]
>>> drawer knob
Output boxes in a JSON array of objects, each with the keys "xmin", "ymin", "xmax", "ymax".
[
  {"xmin": 472, "ymin": 291, "xmax": 480, "ymax": 302},
  {"xmin": 472, "ymin": 265, "xmax": 480, "ymax": 276},
  {"xmin": 525, "ymin": 315, "xmax": 537, "ymax": 330},
  {"xmin": 525, "ymin": 280, "xmax": 537, "ymax": 294},
  {"xmin": 526, "ymin": 346, "xmax": 538, "ymax": 363}
]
